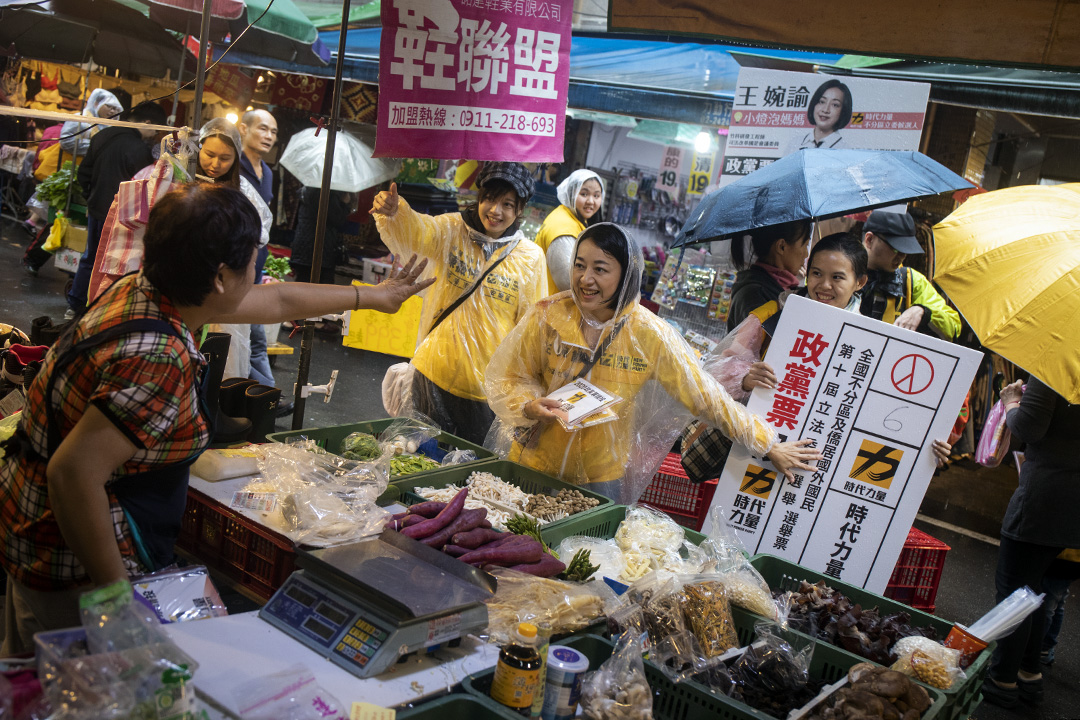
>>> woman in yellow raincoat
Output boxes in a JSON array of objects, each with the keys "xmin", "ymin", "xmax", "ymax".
[
  {"xmin": 534, "ymin": 169, "xmax": 605, "ymax": 295},
  {"xmin": 484, "ymin": 223, "xmax": 820, "ymax": 504},
  {"xmin": 371, "ymin": 163, "xmax": 547, "ymax": 445}
]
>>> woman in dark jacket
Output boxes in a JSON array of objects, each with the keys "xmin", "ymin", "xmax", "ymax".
[
  {"xmin": 726, "ymin": 219, "xmax": 812, "ymax": 331},
  {"xmin": 982, "ymin": 376, "xmax": 1080, "ymax": 708},
  {"xmin": 290, "ymin": 187, "xmax": 354, "ymax": 284}
]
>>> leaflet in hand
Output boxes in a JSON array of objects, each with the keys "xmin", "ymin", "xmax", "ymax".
[{"xmin": 546, "ymin": 378, "xmax": 621, "ymax": 430}]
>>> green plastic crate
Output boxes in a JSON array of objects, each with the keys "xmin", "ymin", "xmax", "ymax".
[
  {"xmin": 463, "ymin": 631, "xmax": 943, "ymax": 720},
  {"xmin": 267, "ymin": 417, "xmax": 494, "ymax": 481},
  {"xmin": 539, "ymin": 503, "xmax": 706, "ymax": 548},
  {"xmin": 397, "ymin": 693, "xmax": 521, "ymax": 719},
  {"xmin": 378, "ymin": 459, "xmax": 612, "ymax": 531},
  {"xmin": 749, "ymin": 554, "xmax": 990, "ymax": 720}
]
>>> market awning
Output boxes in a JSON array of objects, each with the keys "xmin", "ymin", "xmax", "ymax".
[
  {"xmin": 0, "ymin": 0, "xmax": 186, "ymax": 78},
  {"xmin": 607, "ymin": 0, "xmax": 1080, "ymax": 71}
]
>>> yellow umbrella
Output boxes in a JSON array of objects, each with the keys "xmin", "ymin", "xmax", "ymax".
[{"xmin": 933, "ymin": 183, "xmax": 1080, "ymax": 403}]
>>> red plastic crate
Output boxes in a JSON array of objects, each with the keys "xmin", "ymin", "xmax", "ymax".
[
  {"xmin": 637, "ymin": 452, "xmax": 718, "ymax": 531},
  {"xmin": 176, "ymin": 488, "xmax": 296, "ymax": 602},
  {"xmin": 883, "ymin": 526, "xmax": 950, "ymax": 613}
]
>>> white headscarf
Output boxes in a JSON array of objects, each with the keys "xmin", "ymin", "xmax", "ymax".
[
  {"xmin": 556, "ymin": 169, "xmax": 605, "ymax": 220},
  {"xmin": 59, "ymin": 89, "xmax": 123, "ymax": 156}
]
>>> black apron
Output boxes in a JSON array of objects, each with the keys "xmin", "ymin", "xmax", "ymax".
[{"xmin": 5, "ymin": 315, "xmax": 211, "ymax": 572}]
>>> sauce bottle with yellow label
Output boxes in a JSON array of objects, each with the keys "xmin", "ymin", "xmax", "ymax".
[{"xmin": 490, "ymin": 622, "xmax": 542, "ymax": 715}]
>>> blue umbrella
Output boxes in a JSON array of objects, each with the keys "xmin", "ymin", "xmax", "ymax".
[{"xmin": 673, "ymin": 149, "xmax": 973, "ymax": 247}]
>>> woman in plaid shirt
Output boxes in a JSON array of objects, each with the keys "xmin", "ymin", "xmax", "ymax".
[{"xmin": 0, "ymin": 183, "xmax": 433, "ymax": 653}]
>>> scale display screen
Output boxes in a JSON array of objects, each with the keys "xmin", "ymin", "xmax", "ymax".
[
  {"xmin": 317, "ymin": 602, "xmax": 349, "ymax": 627},
  {"xmin": 303, "ymin": 616, "xmax": 336, "ymax": 641}
]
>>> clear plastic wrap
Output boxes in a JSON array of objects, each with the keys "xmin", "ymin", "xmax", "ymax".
[
  {"xmin": 442, "ymin": 449, "xmax": 478, "ymax": 465},
  {"xmin": 726, "ymin": 621, "xmax": 819, "ymax": 717},
  {"xmin": 254, "ymin": 439, "xmax": 390, "ymax": 546},
  {"xmin": 132, "ymin": 565, "xmax": 227, "ymax": 623},
  {"xmin": 558, "ymin": 536, "xmax": 626, "ymax": 582},
  {"xmin": 681, "ymin": 577, "xmax": 740, "ymax": 658},
  {"xmin": 890, "ymin": 636, "xmax": 966, "ymax": 690},
  {"xmin": 483, "ymin": 569, "xmax": 615, "ymax": 645},
  {"xmin": 233, "ymin": 664, "xmax": 346, "ymax": 720},
  {"xmin": 625, "ymin": 573, "xmax": 703, "ymax": 681},
  {"xmin": 374, "ymin": 197, "xmax": 547, "ymax": 405},
  {"xmin": 35, "ymin": 580, "xmax": 199, "ymax": 720},
  {"xmin": 484, "ymin": 225, "xmax": 777, "ymax": 505},
  {"xmin": 965, "ymin": 585, "xmax": 1045, "ymax": 641},
  {"xmin": 580, "ymin": 632, "xmax": 654, "ymax": 720},
  {"xmin": 379, "ymin": 414, "xmax": 441, "ymax": 455},
  {"xmin": 700, "ymin": 505, "xmax": 781, "ymax": 620}
]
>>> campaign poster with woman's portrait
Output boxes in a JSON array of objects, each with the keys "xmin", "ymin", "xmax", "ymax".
[{"xmin": 719, "ymin": 69, "xmax": 930, "ymax": 187}]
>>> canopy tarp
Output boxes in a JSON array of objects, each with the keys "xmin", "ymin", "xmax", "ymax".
[{"xmin": 608, "ymin": 0, "xmax": 1080, "ymax": 71}]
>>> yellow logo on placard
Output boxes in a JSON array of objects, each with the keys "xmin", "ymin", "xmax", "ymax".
[
  {"xmin": 849, "ymin": 439, "xmax": 903, "ymax": 488},
  {"xmin": 740, "ymin": 465, "xmax": 776, "ymax": 499},
  {"xmin": 566, "ymin": 392, "xmax": 586, "ymax": 404}
]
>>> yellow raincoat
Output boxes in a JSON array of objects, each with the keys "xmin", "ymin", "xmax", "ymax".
[
  {"xmin": 485, "ymin": 224, "xmax": 776, "ymax": 504},
  {"xmin": 375, "ymin": 199, "xmax": 547, "ymax": 401},
  {"xmin": 534, "ymin": 204, "xmax": 584, "ymax": 295}
]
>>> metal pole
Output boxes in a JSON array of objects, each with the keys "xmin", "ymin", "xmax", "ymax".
[
  {"xmin": 170, "ymin": 19, "xmax": 190, "ymax": 124},
  {"xmin": 291, "ymin": 0, "xmax": 352, "ymax": 430},
  {"xmin": 191, "ymin": 0, "xmax": 213, "ymax": 166}
]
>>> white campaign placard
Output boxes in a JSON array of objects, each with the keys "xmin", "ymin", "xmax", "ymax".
[
  {"xmin": 720, "ymin": 68, "xmax": 930, "ymax": 187},
  {"xmin": 702, "ymin": 296, "xmax": 981, "ymax": 593}
]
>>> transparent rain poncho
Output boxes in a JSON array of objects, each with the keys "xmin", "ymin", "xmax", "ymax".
[
  {"xmin": 484, "ymin": 223, "xmax": 777, "ymax": 505},
  {"xmin": 373, "ymin": 198, "xmax": 548, "ymax": 402},
  {"xmin": 59, "ymin": 88, "xmax": 123, "ymax": 156},
  {"xmin": 535, "ymin": 169, "xmax": 607, "ymax": 293},
  {"xmin": 198, "ymin": 118, "xmax": 271, "ymax": 246}
]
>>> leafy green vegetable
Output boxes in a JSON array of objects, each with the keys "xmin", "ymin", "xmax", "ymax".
[
  {"xmin": 506, "ymin": 513, "xmax": 557, "ymax": 559},
  {"xmin": 339, "ymin": 431, "xmax": 381, "ymax": 461},
  {"xmin": 389, "ymin": 454, "xmax": 441, "ymax": 476},
  {"xmin": 559, "ymin": 548, "xmax": 600, "ymax": 582},
  {"xmin": 263, "ymin": 255, "xmax": 292, "ymax": 281},
  {"xmin": 37, "ymin": 161, "xmax": 86, "ymax": 209}
]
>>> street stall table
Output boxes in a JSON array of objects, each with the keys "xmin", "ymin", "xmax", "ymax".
[{"xmin": 162, "ymin": 611, "xmax": 499, "ymax": 717}]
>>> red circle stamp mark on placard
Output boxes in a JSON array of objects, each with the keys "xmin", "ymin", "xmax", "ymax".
[{"xmin": 891, "ymin": 354, "xmax": 934, "ymax": 395}]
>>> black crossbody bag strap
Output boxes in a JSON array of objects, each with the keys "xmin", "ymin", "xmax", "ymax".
[{"xmin": 428, "ymin": 239, "xmax": 520, "ymax": 335}]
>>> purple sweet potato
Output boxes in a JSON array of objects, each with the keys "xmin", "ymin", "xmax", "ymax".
[
  {"xmin": 443, "ymin": 544, "xmax": 470, "ymax": 557},
  {"xmin": 407, "ymin": 501, "xmax": 447, "ymax": 518},
  {"xmin": 401, "ymin": 489, "xmax": 467, "ymax": 539},
  {"xmin": 507, "ymin": 553, "xmax": 566, "ymax": 577},
  {"xmin": 401, "ymin": 514, "xmax": 426, "ymax": 528},
  {"xmin": 451, "ymin": 527, "xmax": 505, "ymax": 550},
  {"xmin": 479, "ymin": 519, "xmax": 492, "ymax": 529},
  {"xmin": 458, "ymin": 539, "xmax": 543, "ymax": 566},
  {"xmin": 420, "ymin": 508, "xmax": 488, "ymax": 548}
]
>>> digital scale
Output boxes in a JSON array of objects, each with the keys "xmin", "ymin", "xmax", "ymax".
[{"xmin": 259, "ymin": 530, "xmax": 497, "ymax": 678}]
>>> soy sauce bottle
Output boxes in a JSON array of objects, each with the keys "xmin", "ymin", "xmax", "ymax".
[{"xmin": 490, "ymin": 622, "xmax": 542, "ymax": 716}]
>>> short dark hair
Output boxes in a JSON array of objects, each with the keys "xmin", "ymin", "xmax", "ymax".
[
  {"xmin": 809, "ymin": 232, "xmax": 868, "ymax": 279},
  {"xmin": 477, "ymin": 178, "xmax": 526, "ymax": 213},
  {"xmin": 576, "ymin": 223, "xmax": 641, "ymax": 311},
  {"xmin": 125, "ymin": 101, "xmax": 168, "ymax": 126},
  {"xmin": 143, "ymin": 184, "xmax": 260, "ymax": 307},
  {"xmin": 807, "ymin": 80, "xmax": 853, "ymax": 130},
  {"xmin": 730, "ymin": 219, "xmax": 813, "ymax": 269}
]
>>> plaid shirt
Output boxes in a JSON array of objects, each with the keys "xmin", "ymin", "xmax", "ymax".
[
  {"xmin": 0, "ymin": 273, "xmax": 210, "ymax": 591},
  {"xmin": 680, "ymin": 421, "xmax": 734, "ymax": 484}
]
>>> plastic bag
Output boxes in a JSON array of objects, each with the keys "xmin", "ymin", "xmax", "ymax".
[
  {"xmin": 233, "ymin": 664, "xmax": 345, "ymax": 720},
  {"xmin": 625, "ymin": 573, "xmax": 702, "ymax": 681},
  {"xmin": 255, "ymin": 439, "xmax": 390, "ymax": 546},
  {"xmin": 36, "ymin": 580, "xmax": 199, "ymax": 720},
  {"xmin": 890, "ymin": 636, "xmax": 966, "ymax": 689},
  {"xmin": 580, "ymin": 632, "xmax": 654, "ymax": 720},
  {"xmin": 726, "ymin": 621, "xmax": 819, "ymax": 717},
  {"xmin": 42, "ymin": 213, "xmax": 68, "ymax": 253},
  {"xmin": 379, "ymin": 413, "xmax": 441, "ymax": 454},
  {"xmin": 381, "ymin": 361, "xmax": 415, "ymax": 417},
  {"xmin": 975, "ymin": 397, "xmax": 1012, "ymax": 467},
  {"xmin": 699, "ymin": 505, "xmax": 780, "ymax": 620},
  {"xmin": 558, "ymin": 536, "xmax": 626, "ymax": 583},
  {"xmin": 680, "ymin": 577, "xmax": 740, "ymax": 658},
  {"xmin": 483, "ymin": 569, "xmax": 614, "ymax": 645},
  {"xmin": 615, "ymin": 504, "xmax": 685, "ymax": 565},
  {"xmin": 131, "ymin": 565, "xmax": 228, "ymax": 623},
  {"xmin": 338, "ymin": 430, "xmax": 381, "ymax": 461},
  {"xmin": 441, "ymin": 448, "xmax": 478, "ymax": 465}
]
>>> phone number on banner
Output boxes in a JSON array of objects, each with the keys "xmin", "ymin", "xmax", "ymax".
[{"xmin": 388, "ymin": 102, "xmax": 557, "ymax": 137}]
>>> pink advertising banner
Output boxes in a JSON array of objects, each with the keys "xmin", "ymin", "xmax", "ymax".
[{"xmin": 375, "ymin": 0, "xmax": 572, "ymax": 162}]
